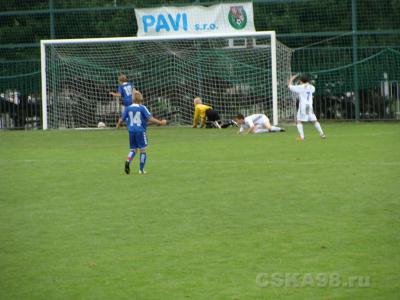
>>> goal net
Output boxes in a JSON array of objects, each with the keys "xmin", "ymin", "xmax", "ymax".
[{"xmin": 41, "ymin": 32, "xmax": 294, "ymax": 129}]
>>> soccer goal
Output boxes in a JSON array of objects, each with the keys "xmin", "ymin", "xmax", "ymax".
[{"xmin": 41, "ymin": 31, "xmax": 294, "ymax": 129}]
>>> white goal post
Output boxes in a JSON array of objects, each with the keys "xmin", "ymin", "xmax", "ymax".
[{"xmin": 41, "ymin": 31, "xmax": 294, "ymax": 129}]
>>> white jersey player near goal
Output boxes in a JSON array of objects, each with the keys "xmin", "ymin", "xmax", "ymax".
[
  {"xmin": 288, "ymin": 74, "xmax": 326, "ymax": 140},
  {"xmin": 234, "ymin": 113, "xmax": 285, "ymax": 134}
]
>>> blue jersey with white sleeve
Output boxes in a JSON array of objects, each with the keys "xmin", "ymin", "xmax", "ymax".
[
  {"xmin": 118, "ymin": 82, "xmax": 135, "ymax": 107},
  {"xmin": 121, "ymin": 104, "xmax": 152, "ymax": 133}
]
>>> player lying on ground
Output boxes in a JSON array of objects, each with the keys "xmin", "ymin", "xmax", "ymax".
[
  {"xmin": 109, "ymin": 74, "xmax": 136, "ymax": 127},
  {"xmin": 288, "ymin": 74, "xmax": 326, "ymax": 141},
  {"xmin": 192, "ymin": 97, "xmax": 235, "ymax": 129},
  {"xmin": 117, "ymin": 91, "xmax": 167, "ymax": 175},
  {"xmin": 234, "ymin": 113, "xmax": 285, "ymax": 134}
]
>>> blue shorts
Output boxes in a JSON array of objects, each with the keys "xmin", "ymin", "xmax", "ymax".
[{"xmin": 128, "ymin": 131, "xmax": 148, "ymax": 150}]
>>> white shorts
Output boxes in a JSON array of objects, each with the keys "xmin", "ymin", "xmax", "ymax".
[
  {"xmin": 297, "ymin": 110, "xmax": 317, "ymax": 122},
  {"xmin": 253, "ymin": 115, "xmax": 269, "ymax": 128},
  {"xmin": 240, "ymin": 115, "xmax": 270, "ymax": 133},
  {"xmin": 259, "ymin": 115, "xmax": 270, "ymax": 127}
]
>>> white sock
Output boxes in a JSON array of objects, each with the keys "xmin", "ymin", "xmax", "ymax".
[
  {"xmin": 270, "ymin": 126, "xmax": 282, "ymax": 132},
  {"xmin": 314, "ymin": 122, "xmax": 324, "ymax": 136},
  {"xmin": 254, "ymin": 129, "xmax": 270, "ymax": 133},
  {"xmin": 296, "ymin": 123, "xmax": 304, "ymax": 139}
]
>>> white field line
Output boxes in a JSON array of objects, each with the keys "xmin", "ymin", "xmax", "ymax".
[{"xmin": 0, "ymin": 159, "xmax": 399, "ymax": 166}]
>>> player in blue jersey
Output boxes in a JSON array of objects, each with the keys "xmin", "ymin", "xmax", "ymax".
[
  {"xmin": 117, "ymin": 91, "xmax": 167, "ymax": 175},
  {"xmin": 110, "ymin": 74, "xmax": 136, "ymax": 126}
]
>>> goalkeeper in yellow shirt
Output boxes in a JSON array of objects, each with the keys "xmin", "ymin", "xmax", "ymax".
[
  {"xmin": 192, "ymin": 97, "xmax": 220, "ymax": 128},
  {"xmin": 193, "ymin": 97, "xmax": 237, "ymax": 129}
]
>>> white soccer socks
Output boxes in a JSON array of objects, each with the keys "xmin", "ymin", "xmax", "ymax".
[
  {"xmin": 254, "ymin": 129, "xmax": 270, "ymax": 133},
  {"xmin": 314, "ymin": 122, "xmax": 325, "ymax": 137},
  {"xmin": 296, "ymin": 123, "xmax": 304, "ymax": 139},
  {"xmin": 270, "ymin": 126, "xmax": 282, "ymax": 132}
]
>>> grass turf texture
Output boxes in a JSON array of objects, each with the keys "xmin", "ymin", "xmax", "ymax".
[{"xmin": 0, "ymin": 123, "xmax": 399, "ymax": 300}]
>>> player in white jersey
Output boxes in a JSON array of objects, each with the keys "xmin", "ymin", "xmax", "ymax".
[
  {"xmin": 234, "ymin": 113, "xmax": 285, "ymax": 134},
  {"xmin": 288, "ymin": 74, "xmax": 326, "ymax": 140}
]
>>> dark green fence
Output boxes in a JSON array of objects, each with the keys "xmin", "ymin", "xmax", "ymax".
[{"xmin": 1, "ymin": 0, "xmax": 399, "ymax": 128}]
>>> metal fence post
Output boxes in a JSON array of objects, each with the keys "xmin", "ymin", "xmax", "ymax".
[
  {"xmin": 49, "ymin": 0, "xmax": 55, "ymax": 39},
  {"xmin": 352, "ymin": 0, "xmax": 360, "ymax": 120}
]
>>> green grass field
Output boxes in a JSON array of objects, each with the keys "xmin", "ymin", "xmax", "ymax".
[{"xmin": 0, "ymin": 123, "xmax": 399, "ymax": 299}]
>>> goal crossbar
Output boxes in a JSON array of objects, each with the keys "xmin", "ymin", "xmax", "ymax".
[{"xmin": 40, "ymin": 31, "xmax": 277, "ymax": 45}]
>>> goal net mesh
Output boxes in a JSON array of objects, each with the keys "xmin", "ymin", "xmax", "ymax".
[{"xmin": 43, "ymin": 35, "xmax": 294, "ymax": 128}]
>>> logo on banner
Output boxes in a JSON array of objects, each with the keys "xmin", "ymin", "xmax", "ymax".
[{"xmin": 228, "ymin": 6, "xmax": 247, "ymax": 30}]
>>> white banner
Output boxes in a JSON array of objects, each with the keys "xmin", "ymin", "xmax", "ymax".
[{"xmin": 135, "ymin": 3, "xmax": 255, "ymax": 37}]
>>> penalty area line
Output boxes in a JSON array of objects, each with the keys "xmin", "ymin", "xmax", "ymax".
[{"xmin": 0, "ymin": 159, "xmax": 399, "ymax": 167}]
